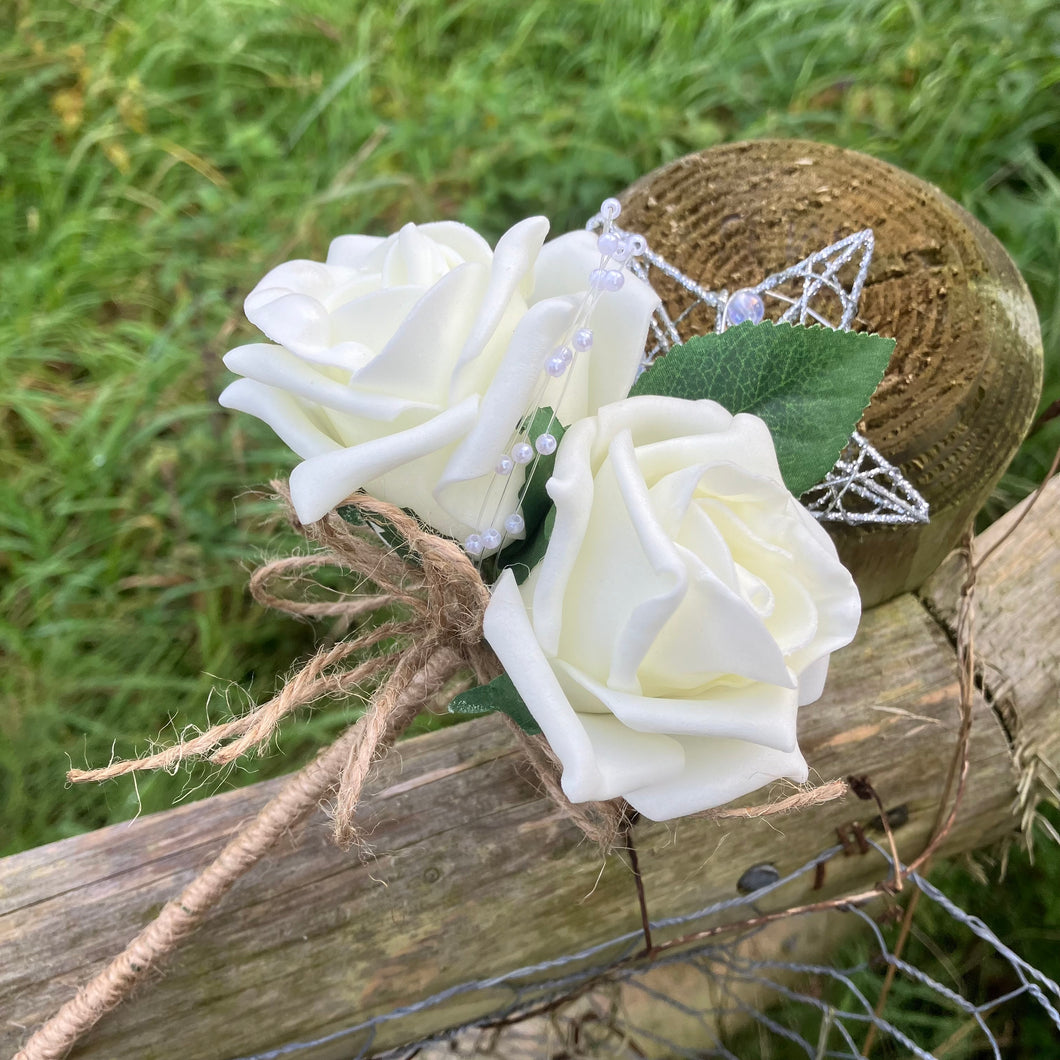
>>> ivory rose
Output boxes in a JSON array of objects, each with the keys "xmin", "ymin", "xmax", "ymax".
[
  {"xmin": 219, "ymin": 218, "xmax": 657, "ymax": 536},
  {"xmin": 483, "ymin": 396, "xmax": 861, "ymax": 821}
]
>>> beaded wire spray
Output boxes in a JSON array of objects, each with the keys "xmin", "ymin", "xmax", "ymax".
[
  {"xmin": 583, "ymin": 214, "xmax": 931, "ymax": 528},
  {"xmin": 463, "ymin": 197, "xmax": 645, "ymax": 558},
  {"xmin": 461, "ymin": 205, "xmax": 929, "ymax": 557}
]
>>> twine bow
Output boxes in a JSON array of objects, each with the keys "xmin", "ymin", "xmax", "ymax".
[{"xmin": 69, "ymin": 484, "xmax": 501, "ymax": 847}]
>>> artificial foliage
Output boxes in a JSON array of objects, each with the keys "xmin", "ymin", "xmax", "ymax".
[{"xmin": 630, "ymin": 323, "xmax": 896, "ymax": 496}]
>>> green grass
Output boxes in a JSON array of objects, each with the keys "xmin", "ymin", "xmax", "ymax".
[{"xmin": 2, "ymin": 0, "xmax": 1058, "ymax": 1048}]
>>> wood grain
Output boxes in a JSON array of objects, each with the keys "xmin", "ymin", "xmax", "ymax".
[
  {"xmin": 920, "ymin": 473, "xmax": 1060, "ymax": 832},
  {"xmin": 619, "ymin": 141, "xmax": 1044, "ymax": 606},
  {"xmin": 3, "ymin": 481, "xmax": 1058, "ymax": 1060}
]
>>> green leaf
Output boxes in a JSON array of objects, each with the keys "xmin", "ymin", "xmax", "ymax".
[
  {"xmin": 494, "ymin": 505, "xmax": 556, "ymax": 585},
  {"xmin": 483, "ymin": 407, "xmax": 565, "ymax": 585},
  {"xmin": 447, "ymin": 671, "xmax": 542, "ymax": 734},
  {"xmin": 629, "ymin": 322, "xmax": 896, "ymax": 496},
  {"xmin": 516, "ymin": 406, "xmax": 566, "ymax": 536}
]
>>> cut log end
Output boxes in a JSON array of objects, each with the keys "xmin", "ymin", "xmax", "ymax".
[{"xmin": 619, "ymin": 140, "xmax": 1043, "ymax": 605}]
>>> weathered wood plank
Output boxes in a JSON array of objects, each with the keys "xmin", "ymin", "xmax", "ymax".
[
  {"xmin": 920, "ymin": 474, "xmax": 1060, "ymax": 831},
  {"xmin": 4, "ymin": 481, "xmax": 1058, "ymax": 1060}
]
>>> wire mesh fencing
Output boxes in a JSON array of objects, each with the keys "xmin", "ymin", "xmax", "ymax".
[{"xmin": 233, "ymin": 838, "xmax": 1060, "ymax": 1060}]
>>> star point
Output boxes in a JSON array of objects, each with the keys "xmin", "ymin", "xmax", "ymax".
[{"xmin": 585, "ymin": 214, "xmax": 929, "ymax": 527}]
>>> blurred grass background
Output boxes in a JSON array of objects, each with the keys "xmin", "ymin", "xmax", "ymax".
[{"xmin": 2, "ymin": 0, "xmax": 1058, "ymax": 1053}]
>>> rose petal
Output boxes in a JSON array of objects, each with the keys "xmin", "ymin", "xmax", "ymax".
[
  {"xmin": 287, "ymin": 395, "xmax": 479, "ymax": 523},
  {"xmin": 698, "ymin": 495, "xmax": 792, "ymax": 574},
  {"xmin": 382, "ymin": 223, "xmax": 454, "ymax": 287},
  {"xmin": 245, "ymin": 259, "xmax": 337, "ymax": 316},
  {"xmin": 531, "ymin": 416, "xmax": 599, "ymax": 657},
  {"xmin": 647, "ymin": 464, "xmax": 737, "ymax": 582},
  {"xmin": 439, "ymin": 296, "xmax": 574, "ymax": 489},
  {"xmin": 752, "ymin": 564, "xmax": 819, "ymax": 657},
  {"xmin": 637, "ymin": 541, "xmax": 795, "ymax": 693},
  {"xmin": 704, "ymin": 493, "xmax": 859, "ymax": 671},
  {"xmin": 369, "ymin": 445, "xmax": 469, "ymax": 539},
  {"xmin": 484, "ymin": 571, "xmax": 685, "ymax": 803},
  {"xmin": 797, "ymin": 655, "xmax": 831, "ymax": 706},
  {"xmin": 574, "ymin": 714, "xmax": 686, "ymax": 803},
  {"xmin": 557, "ymin": 429, "xmax": 687, "ymax": 690},
  {"xmin": 450, "ymin": 216, "xmax": 550, "ymax": 392},
  {"xmin": 786, "ymin": 586, "xmax": 859, "ymax": 677},
  {"xmin": 432, "ymin": 463, "xmax": 527, "ymax": 543},
  {"xmin": 247, "ymin": 283, "xmax": 413, "ymax": 375},
  {"xmin": 528, "ymin": 229, "xmax": 597, "ymax": 305},
  {"xmin": 674, "ymin": 501, "xmax": 741, "ymax": 595},
  {"xmin": 624, "ymin": 736, "xmax": 810, "ymax": 821},
  {"xmin": 325, "ymin": 234, "xmax": 386, "ymax": 267},
  {"xmin": 781, "ymin": 510, "xmax": 861, "ymax": 674},
  {"xmin": 581, "ymin": 280, "xmax": 659, "ymax": 415},
  {"xmin": 554, "ymin": 659, "xmax": 799, "ymax": 751},
  {"xmin": 590, "ymin": 398, "xmax": 734, "ymax": 469},
  {"xmin": 633, "ymin": 413, "xmax": 783, "ymax": 491},
  {"xmin": 223, "ymin": 343, "xmax": 430, "ymax": 426},
  {"xmin": 531, "ymin": 231, "xmax": 659, "ymax": 416},
  {"xmin": 350, "ymin": 264, "xmax": 491, "ymax": 404},
  {"xmin": 417, "ymin": 221, "xmax": 494, "ymax": 266},
  {"xmin": 218, "ymin": 379, "xmax": 341, "ymax": 459},
  {"xmin": 246, "ymin": 290, "xmax": 331, "ymax": 357},
  {"xmin": 326, "ymin": 285, "xmax": 426, "ymax": 358}
]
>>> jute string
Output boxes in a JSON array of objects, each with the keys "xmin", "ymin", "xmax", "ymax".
[
  {"xmin": 12, "ymin": 673, "xmax": 447, "ymax": 1060},
  {"xmin": 500, "ymin": 716, "xmax": 628, "ymax": 850},
  {"xmin": 66, "ymin": 486, "xmax": 499, "ymax": 840}
]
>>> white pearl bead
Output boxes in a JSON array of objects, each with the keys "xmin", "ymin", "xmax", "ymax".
[
  {"xmin": 464, "ymin": 534, "xmax": 484, "ymax": 556},
  {"xmin": 726, "ymin": 288, "xmax": 765, "ymax": 326},
  {"xmin": 601, "ymin": 197, "xmax": 622, "ymax": 220},
  {"xmin": 482, "ymin": 528, "xmax": 502, "ymax": 550},
  {"xmin": 628, "ymin": 235, "xmax": 647, "ymax": 256},
  {"xmin": 589, "ymin": 268, "xmax": 607, "ymax": 290},
  {"xmin": 504, "ymin": 512, "xmax": 525, "ymax": 535},
  {"xmin": 611, "ymin": 240, "xmax": 631, "ymax": 263},
  {"xmin": 597, "ymin": 232, "xmax": 621, "ymax": 257},
  {"xmin": 535, "ymin": 433, "xmax": 557, "ymax": 456},
  {"xmin": 545, "ymin": 354, "xmax": 568, "ymax": 377},
  {"xmin": 573, "ymin": 328, "xmax": 593, "ymax": 351},
  {"xmin": 602, "ymin": 269, "xmax": 625, "ymax": 292},
  {"xmin": 495, "ymin": 455, "xmax": 514, "ymax": 475},
  {"xmin": 512, "ymin": 442, "xmax": 534, "ymax": 465}
]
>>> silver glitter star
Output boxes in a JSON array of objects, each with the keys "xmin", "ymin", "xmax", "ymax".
[{"xmin": 586, "ymin": 215, "xmax": 929, "ymax": 527}]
